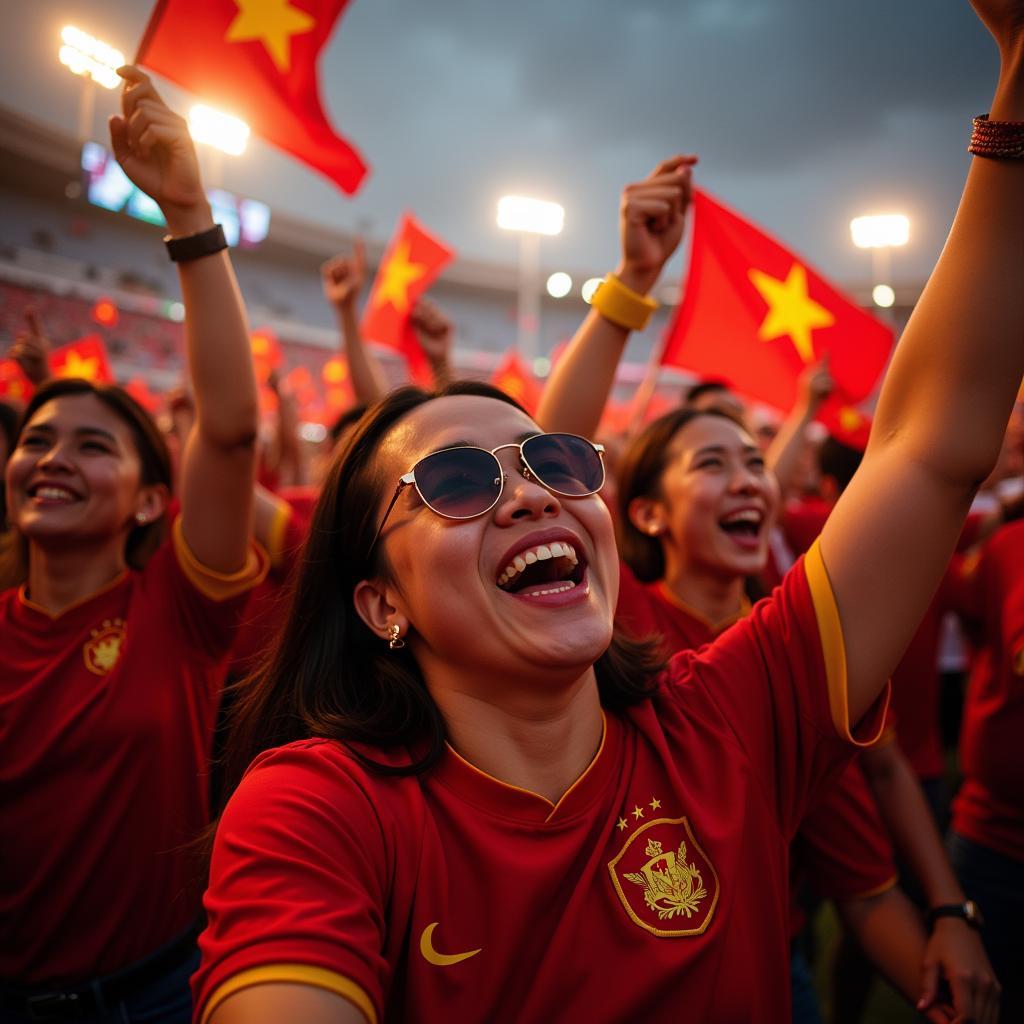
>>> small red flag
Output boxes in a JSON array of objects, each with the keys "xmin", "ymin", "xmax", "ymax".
[
  {"xmin": 125, "ymin": 376, "xmax": 161, "ymax": 413},
  {"xmin": 321, "ymin": 355, "xmax": 355, "ymax": 411},
  {"xmin": 137, "ymin": 0, "xmax": 368, "ymax": 195},
  {"xmin": 49, "ymin": 336, "xmax": 115, "ymax": 384},
  {"xmin": 361, "ymin": 214, "xmax": 454, "ymax": 386},
  {"xmin": 0, "ymin": 360, "xmax": 33, "ymax": 403},
  {"xmin": 662, "ymin": 190, "xmax": 893, "ymax": 417},
  {"xmin": 490, "ymin": 349, "xmax": 542, "ymax": 415},
  {"xmin": 250, "ymin": 328, "xmax": 283, "ymax": 384}
]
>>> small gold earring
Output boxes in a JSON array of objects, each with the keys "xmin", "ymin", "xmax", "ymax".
[
  {"xmin": 135, "ymin": 512, "xmax": 147, "ymax": 525},
  {"xmin": 388, "ymin": 623, "xmax": 405, "ymax": 650}
]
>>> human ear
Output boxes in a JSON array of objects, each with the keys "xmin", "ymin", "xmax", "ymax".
[
  {"xmin": 353, "ymin": 578, "xmax": 409, "ymax": 642},
  {"xmin": 628, "ymin": 496, "xmax": 666, "ymax": 537},
  {"xmin": 134, "ymin": 483, "xmax": 170, "ymax": 526}
]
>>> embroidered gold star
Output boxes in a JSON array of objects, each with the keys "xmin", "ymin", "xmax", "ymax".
[
  {"xmin": 373, "ymin": 239, "xmax": 428, "ymax": 314},
  {"xmin": 748, "ymin": 262, "xmax": 835, "ymax": 364},
  {"xmin": 616, "ymin": 817, "xmax": 628, "ymax": 832},
  {"xmin": 649, "ymin": 797, "xmax": 662, "ymax": 811},
  {"xmin": 56, "ymin": 351, "xmax": 100, "ymax": 380},
  {"xmin": 225, "ymin": 0, "xmax": 316, "ymax": 74},
  {"xmin": 632, "ymin": 805, "xmax": 645, "ymax": 820}
]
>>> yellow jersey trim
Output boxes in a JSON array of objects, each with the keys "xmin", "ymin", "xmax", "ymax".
[
  {"xmin": 202, "ymin": 964, "xmax": 377, "ymax": 1024},
  {"xmin": 266, "ymin": 499, "xmax": 293, "ymax": 571},
  {"xmin": 19, "ymin": 570, "xmax": 129, "ymax": 621},
  {"xmin": 804, "ymin": 539, "xmax": 887, "ymax": 746},
  {"xmin": 653, "ymin": 581, "xmax": 751, "ymax": 633},
  {"xmin": 846, "ymin": 874, "xmax": 899, "ymax": 902},
  {"xmin": 172, "ymin": 517, "xmax": 268, "ymax": 601}
]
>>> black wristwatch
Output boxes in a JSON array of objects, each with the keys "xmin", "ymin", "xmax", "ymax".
[{"xmin": 926, "ymin": 900, "xmax": 984, "ymax": 931}]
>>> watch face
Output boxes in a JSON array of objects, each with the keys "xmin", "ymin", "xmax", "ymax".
[{"xmin": 965, "ymin": 900, "xmax": 984, "ymax": 925}]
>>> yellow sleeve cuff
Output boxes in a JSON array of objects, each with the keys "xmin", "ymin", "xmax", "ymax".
[
  {"xmin": 266, "ymin": 500, "xmax": 293, "ymax": 571},
  {"xmin": 172, "ymin": 517, "xmax": 269, "ymax": 602},
  {"xmin": 804, "ymin": 539, "xmax": 889, "ymax": 746},
  {"xmin": 202, "ymin": 964, "xmax": 377, "ymax": 1024}
]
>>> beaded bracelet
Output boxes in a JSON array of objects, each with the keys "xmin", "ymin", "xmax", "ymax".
[{"xmin": 968, "ymin": 114, "xmax": 1024, "ymax": 158}]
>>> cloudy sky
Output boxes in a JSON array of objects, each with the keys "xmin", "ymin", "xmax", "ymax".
[{"xmin": 2, "ymin": 1, "xmax": 1000, "ymax": 288}]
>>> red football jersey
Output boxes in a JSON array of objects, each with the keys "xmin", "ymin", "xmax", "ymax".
[
  {"xmin": 194, "ymin": 546, "xmax": 888, "ymax": 1023},
  {"xmin": 0, "ymin": 520, "xmax": 266, "ymax": 984},
  {"xmin": 616, "ymin": 563, "xmax": 896, "ymax": 939},
  {"xmin": 949, "ymin": 521, "xmax": 1024, "ymax": 859}
]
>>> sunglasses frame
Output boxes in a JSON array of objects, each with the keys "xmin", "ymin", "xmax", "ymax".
[{"xmin": 368, "ymin": 433, "xmax": 605, "ymax": 556}]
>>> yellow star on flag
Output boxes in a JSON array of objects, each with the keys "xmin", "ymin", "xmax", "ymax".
[
  {"xmin": 374, "ymin": 239, "xmax": 428, "ymax": 315},
  {"xmin": 57, "ymin": 352, "xmax": 100, "ymax": 380},
  {"xmin": 839, "ymin": 407, "xmax": 864, "ymax": 431},
  {"xmin": 225, "ymin": 0, "xmax": 316, "ymax": 75},
  {"xmin": 748, "ymin": 262, "xmax": 835, "ymax": 364}
]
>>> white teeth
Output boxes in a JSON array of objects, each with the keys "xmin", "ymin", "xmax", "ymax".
[
  {"xmin": 526, "ymin": 581, "xmax": 577, "ymax": 597},
  {"xmin": 722, "ymin": 509, "xmax": 762, "ymax": 525},
  {"xmin": 36, "ymin": 486, "xmax": 75, "ymax": 501},
  {"xmin": 496, "ymin": 541, "xmax": 581, "ymax": 588}
]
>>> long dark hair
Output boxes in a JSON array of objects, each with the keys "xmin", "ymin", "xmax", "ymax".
[
  {"xmin": 0, "ymin": 379, "xmax": 172, "ymax": 591},
  {"xmin": 617, "ymin": 406, "xmax": 747, "ymax": 583},
  {"xmin": 223, "ymin": 381, "xmax": 664, "ymax": 796}
]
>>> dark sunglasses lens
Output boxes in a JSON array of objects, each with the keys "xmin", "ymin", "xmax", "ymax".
[
  {"xmin": 414, "ymin": 448, "xmax": 502, "ymax": 518},
  {"xmin": 523, "ymin": 434, "xmax": 604, "ymax": 496}
]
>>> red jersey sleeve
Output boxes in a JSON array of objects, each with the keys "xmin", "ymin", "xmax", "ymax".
[
  {"xmin": 664, "ymin": 541, "xmax": 889, "ymax": 837},
  {"xmin": 614, "ymin": 559, "xmax": 662, "ymax": 642},
  {"xmin": 193, "ymin": 741, "xmax": 387, "ymax": 1024}
]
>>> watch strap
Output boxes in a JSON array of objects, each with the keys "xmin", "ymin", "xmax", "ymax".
[
  {"xmin": 926, "ymin": 902, "xmax": 982, "ymax": 931},
  {"xmin": 164, "ymin": 223, "xmax": 228, "ymax": 263}
]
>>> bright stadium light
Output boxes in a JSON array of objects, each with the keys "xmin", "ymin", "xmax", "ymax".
[
  {"xmin": 497, "ymin": 196, "xmax": 565, "ymax": 237},
  {"xmin": 546, "ymin": 271, "xmax": 572, "ymax": 298},
  {"xmin": 850, "ymin": 214, "xmax": 910, "ymax": 249},
  {"xmin": 58, "ymin": 25, "xmax": 124, "ymax": 90},
  {"xmin": 581, "ymin": 277, "xmax": 603, "ymax": 304},
  {"xmin": 188, "ymin": 105, "xmax": 251, "ymax": 156},
  {"xmin": 872, "ymin": 284, "xmax": 896, "ymax": 308}
]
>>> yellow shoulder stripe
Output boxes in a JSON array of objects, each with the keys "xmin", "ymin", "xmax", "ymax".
[
  {"xmin": 172, "ymin": 517, "xmax": 269, "ymax": 601},
  {"xmin": 202, "ymin": 964, "xmax": 377, "ymax": 1024},
  {"xmin": 804, "ymin": 540, "xmax": 887, "ymax": 747}
]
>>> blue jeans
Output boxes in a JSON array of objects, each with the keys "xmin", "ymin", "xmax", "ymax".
[
  {"xmin": 790, "ymin": 942, "xmax": 824, "ymax": 1024},
  {"xmin": 947, "ymin": 830, "xmax": 1024, "ymax": 1021},
  {"xmin": 0, "ymin": 948, "xmax": 197, "ymax": 1024}
]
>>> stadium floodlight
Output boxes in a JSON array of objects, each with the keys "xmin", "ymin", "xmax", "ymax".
[
  {"xmin": 546, "ymin": 272, "xmax": 572, "ymax": 298},
  {"xmin": 849, "ymin": 214, "xmax": 909, "ymax": 250},
  {"xmin": 188, "ymin": 105, "xmax": 251, "ymax": 157},
  {"xmin": 58, "ymin": 26, "xmax": 124, "ymax": 90},
  {"xmin": 872, "ymin": 284, "xmax": 896, "ymax": 308},
  {"xmin": 497, "ymin": 196, "xmax": 565, "ymax": 237},
  {"xmin": 581, "ymin": 277, "xmax": 603, "ymax": 304}
]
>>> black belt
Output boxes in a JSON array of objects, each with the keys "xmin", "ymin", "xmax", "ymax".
[{"xmin": 0, "ymin": 923, "xmax": 200, "ymax": 1021}]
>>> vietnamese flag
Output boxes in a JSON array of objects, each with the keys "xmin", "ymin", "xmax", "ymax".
[
  {"xmin": 250, "ymin": 328, "xmax": 283, "ymax": 384},
  {"xmin": 490, "ymin": 349, "xmax": 542, "ymax": 415},
  {"xmin": 662, "ymin": 190, "xmax": 893, "ymax": 419},
  {"xmin": 322, "ymin": 354, "xmax": 354, "ymax": 411},
  {"xmin": 49, "ymin": 336, "xmax": 115, "ymax": 383},
  {"xmin": 361, "ymin": 214, "xmax": 454, "ymax": 386},
  {"xmin": 0, "ymin": 360, "xmax": 33, "ymax": 403},
  {"xmin": 137, "ymin": 0, "xmax": 368, "ymax": 195},
  {"xmin": 125, "ymin": 376, "xmax": 162, "ymax": 413}
]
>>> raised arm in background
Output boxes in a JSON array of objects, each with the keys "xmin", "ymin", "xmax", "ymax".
[
  {"xmin": 7, "ymin": 308, "xmax": 52, "ymax": 389},
  {"xmin": 111, "ymin": 66, "xmax": 257, "ymax": 574},
  {"xmin": 536, "ymin": 154, "xmax": 697, "ymax": 438},
  {"xmin": 819, "ymin": 0, "xmax": 1024, "ymax": 726},
  {"xmin": 766, "ymin": 358, "xmax": 834, "ymax": 496},
  {"xmin": 321, "ymin": 238, "xmax": 389, "ymax": 405},
  {"xmin": 410, "ymin": 297, "xmax": 455, "ymax": 389}
]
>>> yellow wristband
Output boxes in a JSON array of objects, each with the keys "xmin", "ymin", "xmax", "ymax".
[{"xmin": 590, "ymin": 274, "xmax": 659, "ymax": 332}]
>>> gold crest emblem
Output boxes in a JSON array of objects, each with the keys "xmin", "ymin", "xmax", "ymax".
[
  {"xmin": 608, "ymin": 817, "xmax": 719, "ymax": 937},
  {"xmin": 83, "ymin": 618, "xmax": 126, "ymax": 676}
]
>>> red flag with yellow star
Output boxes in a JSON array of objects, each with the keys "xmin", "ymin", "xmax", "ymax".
[
  {"xmin": 490, "ymin": 349, "xmax": 542, "ymax": 415},
  {"xmin": 137, "ymin": 0, "xmax": 368, "ymax": 195},
  {"xmin": 0, "ymin": 360, "xmax": 33, "ymax": 403},
  {"xmin": 662, "ymin": 190, "xmax": 893, "ymax": 419},
  {"xmin": 49, "ymin": 336, "xmax": 115, "ymax": 384},
  {"xmin": 361, "ymin": 214, "xmax": 455, "ymax": 386}
]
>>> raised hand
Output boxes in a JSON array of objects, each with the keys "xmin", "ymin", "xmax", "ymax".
[
  {"xmin": 798, "ymin": 356, "xmax": 835, "ymax": 411},
  {"xmin": 617, "ymin": 154, "xmax": 698, "ymax": 295},
  {"xmin": 410, "ymin": 298, "xmax": 454, "ymax": 366},
  {"xmin": 7, "ymin": 308, "xmax": 51, "ymax": 387},
  {"xmin": 321, "ymin": 238, "xmax": 367, "ymax": 311},
  {"xmin": 108, "ymin": 65, "xmax": 210, "ymax": 235}
]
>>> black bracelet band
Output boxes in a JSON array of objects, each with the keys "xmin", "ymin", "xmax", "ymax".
[
  {"xmin": 164, "ymin": 223, "xmax": 228, "ymax": 263},
  {"xmin": 926, "ymin": 901, "xmax": 983, "ymax": 931}
]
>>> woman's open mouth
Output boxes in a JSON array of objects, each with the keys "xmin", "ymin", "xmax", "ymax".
[{"xmin": 496, "ymin": 540, "xmax": 588, "ymax": 598}]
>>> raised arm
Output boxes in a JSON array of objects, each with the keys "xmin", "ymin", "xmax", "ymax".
[
  {"xmin": 111, "ymin": 66, "xmax": 257, "ymax": 573},
  {"xmin": 536, "ymin": 155, "xmax": 697, "ymax": 437},
  {"xmin": 322, "ymin": 238, "xmax": 389, "ymax": 405},
  {"xmin": 766, "ymin": 358, "xmax": 833, "ymax": 496},
  {"xmin": 410, "ymin": 298, "xmax": 455, "ymax": 389},
  {"xmin": 819, "ymin": 2, "xmax": 1024, "ymax": 724}
]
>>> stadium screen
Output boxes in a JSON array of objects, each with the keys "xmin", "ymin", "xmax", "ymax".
[{"xmin": 81, "ymin": 142, "xmax": 271, "ymax": 248}]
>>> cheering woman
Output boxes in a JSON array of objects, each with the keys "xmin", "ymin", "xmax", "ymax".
[
  {"xmin": 197, "ymin": 2, "xmax": 1023, "ymax": 1020},
  {"xmin": 0, "ymin": 69, "xmax": 264, "ymax": 1022}
]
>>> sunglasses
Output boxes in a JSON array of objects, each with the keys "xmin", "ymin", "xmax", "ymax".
[{"xmin": 369, "ymin": 432, "xmax": 606, "ymax": 553}]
